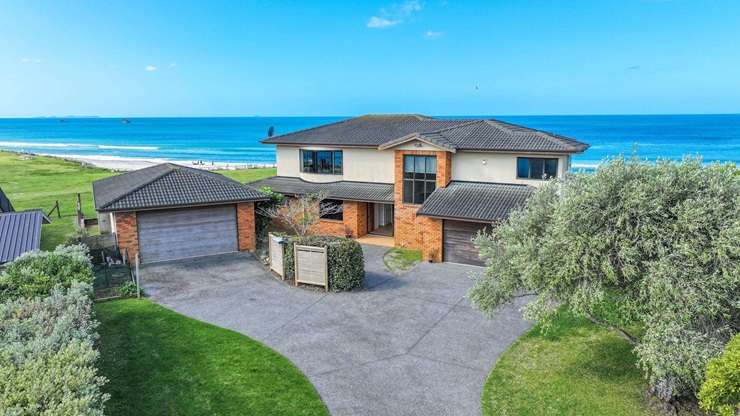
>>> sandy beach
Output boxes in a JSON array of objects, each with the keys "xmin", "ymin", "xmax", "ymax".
[{"xmin": 35, "ymin": 153, "xmax": 276, "ymax": 171}]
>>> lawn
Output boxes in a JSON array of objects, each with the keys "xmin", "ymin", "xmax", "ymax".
[
  {"xmin": 96, "ymin": 299, "xmax": 328, "ymax": 416},
  {"xmin": 482, "ymin": 310, "xmax": 653, "ymax": 416},
  {"xmin": 0, "ymin": 151, "xmax": 275, "ymax": 249},
  {"xmin": 383, "ymin": 247, "xmax": 422, "ymax": 273}
]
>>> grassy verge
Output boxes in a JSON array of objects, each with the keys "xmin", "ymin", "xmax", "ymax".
[
  {"xmin": 96, "ymin": 299, "xmax": 328, "ymax": 416},
  {"xmin": 482, "ymin": 310, "xmax": 653, "ymax": 416},
  {"xmin": 0, "ymin": 151, "xmax": 275, "ymax": 249},
  {"xmin": 383, "ymin": 247, "xmax": 422, "ymax": 273}
]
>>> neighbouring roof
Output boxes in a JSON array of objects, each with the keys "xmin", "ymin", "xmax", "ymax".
[
  {"xmin": 93, "ymin": 163, "xmax": 268, "ymax": 212},
  {"xmin": 416, "ymin": 181, "xmax": 534, "ymax": 222},
  {"xmin": 250, "ymin": 176, "xmax": 394, "ymax": 203},
  {"xmin": 0, "ymin": 210, "xmax": 50, "ymax": 263},
  {"xmin": 262, "ymin": 114, "xmax": 589, "ymax": 154},
  {"xmin": 0, "ymin": 187, "xmax": 14, "ymax": 213}
]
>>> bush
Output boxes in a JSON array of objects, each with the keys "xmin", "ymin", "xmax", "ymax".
[
  {"xmin": 118, "ymin": 280, "xmax": 140, "ymax": 298},
  {"xmin": 281, "ymin": 235, "xmax": 364, "ymax": 291},
  {"xmin": 255, "ymin": 187, "xmax": 285, "ymax": 242},
  {"xmin": 0, "ymin": 243, "xmax": 94, "ymax": 301},
  {"xmin": 699, "ymin": 335, "xmax": 740, "ymax": 416},
  {"xmin": 0, "ymin": 283, "xmax": 108, "ymax": 414}
]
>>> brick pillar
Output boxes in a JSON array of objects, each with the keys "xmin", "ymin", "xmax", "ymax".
[
  {"xmin": 343, "ymin": 201, "xmax": 368, "ymax": 238},
  {"xmin": 236, "ymin": 202, "xmax": 256, "ymax": 251},
  {"xmin": 115, "ymin": 211, "xmax": 139, "ymax": 263}
]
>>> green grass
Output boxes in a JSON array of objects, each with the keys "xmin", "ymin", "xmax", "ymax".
[
  {"xmin": 482, "ymin": 310, "xmax": 653, "ymax": 416},
  {"xmin": 96, "ymin": 299, "xmax": 328, "ymax": 416},
  {"xmin": 0, "ymin": 151, "xmax": 275, "ymax": 250},
  {"xmin": 383, "ymin": 247, "xmax": 422, "ymax": 273}
]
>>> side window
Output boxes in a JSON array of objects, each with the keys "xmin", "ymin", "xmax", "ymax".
[
  {"xmin": 300, "ymin": 150, "xmax": 342, "ymax": 174},
  {"xmin": 516, "ymin": 157, "xmax": 558, "ymax": 180},
  {"xmin": 320, "ymin": 199, "xmax": 343, "ymax": 220}
]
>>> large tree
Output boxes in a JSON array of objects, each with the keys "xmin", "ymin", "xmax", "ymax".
[{"xmin": 469, "ymin": 157, "xmax": 739, "ymax": 403}]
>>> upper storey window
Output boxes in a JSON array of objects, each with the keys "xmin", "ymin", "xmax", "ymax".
[
  {"xmin": 403, "ymin": 155, "xmax": 436, "ymax": 204},
  {"xmin": 517, "ymin": 157, "xmax": 558, "ymax": 180},
  {"xmin": 301, "ymin": 150, "xmax": 342, "ymax": 174}
]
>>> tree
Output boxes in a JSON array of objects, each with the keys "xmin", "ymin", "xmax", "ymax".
[
  {"xmin": 256, "ymin": 191, "xmax": 342, "ymax": 237},
  {"xmin": 254, "ymin": 186, "xmax": 285, "ymax": 242},
  {"xmin": 469, "ymin": 157, "xmax": 739, "ymax": 403}
]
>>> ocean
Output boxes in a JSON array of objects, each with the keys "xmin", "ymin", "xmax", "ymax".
[{"xmin": 0, "ymin": 115, "xmax": 738, "ymax": 170}]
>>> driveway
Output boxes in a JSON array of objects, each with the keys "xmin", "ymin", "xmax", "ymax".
[{"xmin": 141, "ymin": 245, "xmax": 532, "ymax": 416}]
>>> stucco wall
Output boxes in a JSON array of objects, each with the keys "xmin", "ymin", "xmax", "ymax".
[
  {"xmin": 451, "ymin": 152, "xmax": 571, "ymax": 186},
  {"xmin": 275, "ymin": 145, "xmax": 394, "ymax": 183}
]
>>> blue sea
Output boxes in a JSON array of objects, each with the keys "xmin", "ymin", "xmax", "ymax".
[{"xmin": 0, "ymin": 115, "xmax": 738, "ymax": 170}]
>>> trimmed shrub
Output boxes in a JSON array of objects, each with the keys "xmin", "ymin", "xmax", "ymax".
[
  {"xmin": 0, "ymin": 283, "xmax": 108, "ymax": 415},
  {"xmin": 0, "ymin": 243, "xmax": 94, "ymax": 301},
  {"xmin": 282, "ymin": 235, "xmax": 364, "ymax": 291},
  {"xmin": 698, "ymin": 334, "xmax": 740, "ymax": 416}
]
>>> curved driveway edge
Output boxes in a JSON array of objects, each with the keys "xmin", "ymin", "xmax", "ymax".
[{"xmin": 141, "ymin": 245, "xmax": 532, "ymax": 416}]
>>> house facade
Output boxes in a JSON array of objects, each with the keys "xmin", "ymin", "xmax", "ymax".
[{"xmin": 255, "ymin": 115, "xmax": 589, "ymax": 265}]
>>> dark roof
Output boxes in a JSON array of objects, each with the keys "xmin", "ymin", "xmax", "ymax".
[
  {"xmin": 250, "ymin": 176, "xmax": 394, "ymax": 203},
  {"xmin": 262, "ymin": 115, "xmax": 589, "ymax": 153},
  {"xmin": 0, "ymin": 187, "xmax": 14, "ymax": 213},
  {"xmin": 0, "ymin": 210, "xmax": 50, "ymax": 263},
  {"xmin": 93, "ymin": 163, "xmax": 268, "ymax": 212},
  {"xmin": 416, "ymin": 181, "xmax": 534, "ymax": 222}
]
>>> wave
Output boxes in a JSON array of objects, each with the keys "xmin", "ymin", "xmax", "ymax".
[
  {"xmin": 98, "ymin": 145, "xmax": 159, "ymax": 150},
  {"xmin": 0, "ymin": 141, "xmax": 92, "ymax": 148}
]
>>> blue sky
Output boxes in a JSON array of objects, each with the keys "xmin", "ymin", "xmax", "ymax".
[{"xmin": 1, "ymin": 0, "xmax": 739, "ymax": 117}]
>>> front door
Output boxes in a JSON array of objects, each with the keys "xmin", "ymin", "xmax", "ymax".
[{"xmin": 367, "ymin": 203, "xmax": 394, "ymax": 236}]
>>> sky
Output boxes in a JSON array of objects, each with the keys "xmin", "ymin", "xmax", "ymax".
[{"xmin": 1, "ymin": 0, "xmax": 739, "ymax": 117}]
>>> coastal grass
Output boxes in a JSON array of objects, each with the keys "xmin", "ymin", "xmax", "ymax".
[
  {"xmin": 482, "ymin": 310, "xmax": 653, "ymax": 416},
  {"xmin": 383, "ymin": 247, "xmax": 422, "ymax": 273},
  {"xmin": 0, "ymin": 151, "xmax": 276, "ymax": 249},
  {"xmin": 96, "ymin": 299, "xmax": 328, "ymax": 416}
]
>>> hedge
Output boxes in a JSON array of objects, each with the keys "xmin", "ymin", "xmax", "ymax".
[
  {"xmin": 281, "ymin": 235, "xmax": 364, "ymax": 291},
  {"xmin": 0, "ymin": 243, "xmax": 94, "ymax": 301},
  {"xmin": 0, "ymin": 283, "xmax": 108, "ymax": 415},
  {"xmin": 698, "ymin": 334, "xmax": 740, "ymax": 416}
]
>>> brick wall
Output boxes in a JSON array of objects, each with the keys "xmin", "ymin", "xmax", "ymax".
[
  {"xmin": 343, "ymin": 201, "xmax": 368, "ymax": 238},
  {"xmin": 236, "ymin": 202, "xmax": 256, "ymax": 251},
  {"xmin": 393, "ymin": 149, "xmax": 451, "ymax": 262},
  {"xmin": 114, "ymin": 211, "xmax": 139, "ymax": 263}
]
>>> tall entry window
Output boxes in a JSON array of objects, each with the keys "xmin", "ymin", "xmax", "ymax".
[
  {"xmin": 300, "ymin": 150, "xmax": 343, "ymax": 174},
  {"xmin": 517, "ymin": 157, "xmax": 558, "ymax": 180},
  {"xmin": 403, "ymin": 155, "xmax": 436, "ymax": 204}
]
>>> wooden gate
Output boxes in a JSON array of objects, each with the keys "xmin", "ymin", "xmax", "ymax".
[
  {"xmin": 269, "ymin": 233, "xmax": 284, "ymax": 278},
  {"xmin": 294, "ymin": 245, "xmax": 328, "ymax": 291}
]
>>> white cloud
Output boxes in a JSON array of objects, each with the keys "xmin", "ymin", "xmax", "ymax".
[
  {"xmin": 367, "ymin": 16, "xmax": 401, "ymax": 28},
  {"xmin": 145, "ymin": 65, "xmax": 157, "ymax": 72},
  {"xmin": 169, "ymin": 62, "xmax": 177, "ymax": 68},
  {"xmin": 425, "ymin": 30, "xmax": 444, "ymax": 39},
  {"xmin": 20, "ymin": 57, "xmax": 42, "ymax": 64},
  {"xmin": 367, "ymin": 0, "xmax": 423, "ymax": 29}
]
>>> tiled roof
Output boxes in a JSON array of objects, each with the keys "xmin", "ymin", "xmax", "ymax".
[
  {"xmin": 0, "ymin": 187, "xmax": 14, "ymax": 213},
  {"xmin": 416, "ymin": 181, "xmax": 534, "ymax": 222},
  {"xmin": 0, "ymin": 210, "xmax": 50, "ymax": 263},
  {"xmin": 262, "ymin": 114, "xmax": 589, "ymax": 153},
  {"xmin": 93, "ymin": 163, "xmax": 268, "ymax": 212},
  {"xmin": 250, "ymin": 176, "xmax": 394, "ymax": 203}
]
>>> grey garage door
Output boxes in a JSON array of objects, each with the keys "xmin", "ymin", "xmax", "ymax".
[
  {"xmin": 137, "ymin": 205, "xmax": 238, "ymax": 263},
  {"xmin": 443, "ymin": 220, "xmax": 491, "ymax": 266}
]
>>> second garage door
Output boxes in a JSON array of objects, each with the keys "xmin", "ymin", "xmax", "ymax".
[
  {"xmin": 443, "ymin": 220, "xmax": 491, "ymax": 266},
  {"xmin": 137, "ymin": 205, "xmax": 238, "ymax": 263}
]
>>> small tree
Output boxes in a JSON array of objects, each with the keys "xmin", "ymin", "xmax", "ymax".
[
  {"xmin": 469, "ymin": 157, "xmax": 739, "ymax": 403},
  {"xmin": 257, "ymin": 191, "xmax": 342, "ymax": 237},
  {"xmin": 254, "ymin": 186, "xmax": 285, "ymax": 242}
]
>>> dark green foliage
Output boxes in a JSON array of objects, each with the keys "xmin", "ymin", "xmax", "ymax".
[
  {"xmin": 255, "ymin": 186, "xmax": 285, "ymax": 242},
  {"xmin": 117, "ymin": 281, "xmax": 140, "ymax": 298},
  {"xmin": 281, "ymin": 235, "xmax": 364, "ymax": 291},
  {"xmin": 698, "ymin": 334, "xmax": 740, "ymax": 416},
  {"xmin": 0, "ymin": 243, "xmax": 94, "ymax": 301}
]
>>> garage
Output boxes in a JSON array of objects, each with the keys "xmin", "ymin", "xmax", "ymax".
[
  {"xmin": 138, "ymin": 205, "xmax": 238, "ymax": 263},
  {"xmin": 93, "ymin": 163, "xmax": 267, "ymax": 264},
  {"xmin": 443, "ymin": 220, "xmax": 490, "ymax": 266}
]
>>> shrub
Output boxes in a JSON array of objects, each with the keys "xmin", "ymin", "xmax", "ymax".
[
  {"xmin": 698, "ymin": 335, "xmax": 740, "ymax": 416},
  {"xmin": 282, "ymin": 235, "xmax": 364, "ymax": 291},
  {"xmin": 469, "ymin": 157, "xmax": 739, "ymax": 402},
  {"xmin": 117, "ymin": 280, "xmax": 140, "ymax": 298},
  {"xmin": 0, "ymin": 283, "xmax": 108, "ymax": 414},
  {"xmin": 0, "ymin": 243, "xmax": 94, "ymax": 301},
  {"xmin": 255, "ymin": 186, "xmax": 285, "ymax": 242}
]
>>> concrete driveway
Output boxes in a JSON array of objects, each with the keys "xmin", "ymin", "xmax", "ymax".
[{"xmin": 141, "ymin": 245, "xmax": 531, "ymax": 416}]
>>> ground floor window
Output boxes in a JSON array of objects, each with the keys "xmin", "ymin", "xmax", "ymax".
[
  {"xmin": 320, "ymin": 199, "xmax": 343, "ymax": 220},
  {"xmin": 517, "ymin": 157, "xmax": 558, "ymax": 180}
]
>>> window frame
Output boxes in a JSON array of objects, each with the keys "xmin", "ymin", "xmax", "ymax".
[
  {"xmin": 402, "ymin": 155, "xmax": 437, "ymax": 205},
  {"xmin": 300, "ymin": 149, "xmax": 343, "ymax": 175},
  {"xmin": 516, "ymin": 157, "xmax": 559, "ymax": 180}
]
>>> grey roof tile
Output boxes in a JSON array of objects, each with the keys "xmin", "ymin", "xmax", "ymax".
[
  {"xmin": 262, "ymin": 114, "xmax": 589, "ymax": 153},
  {"xmin": 416, "ymin": 181, "xmax": 534, "ymax": 222},
  {"xmin": 0, "ymin": 210, "xmax": 50, "ymax": 263},
  {"xmin": 93, "ymin": 163, "xmax": 267, "ymax": 212},
  {"xmin": 250, "ymin": 176, "xmax": 394, "ymax": 202}
]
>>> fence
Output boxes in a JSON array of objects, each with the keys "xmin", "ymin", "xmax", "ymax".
[
  {"xmin": 294, "ymin": 245, "xmax": 328, "ymax": 291},
  {"xmin": 269, "ymin": 233, "xmax": 285, "ymax": 278}
]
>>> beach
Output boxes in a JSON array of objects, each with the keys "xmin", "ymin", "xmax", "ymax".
[{"xmin": 36, "ymin": 153, "xmax": 276, "ymax": 171}]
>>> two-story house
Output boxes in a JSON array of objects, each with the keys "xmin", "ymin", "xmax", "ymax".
[{"xmin": 255, "ymin": 115, "xmax": 589, "ymax": 265}]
